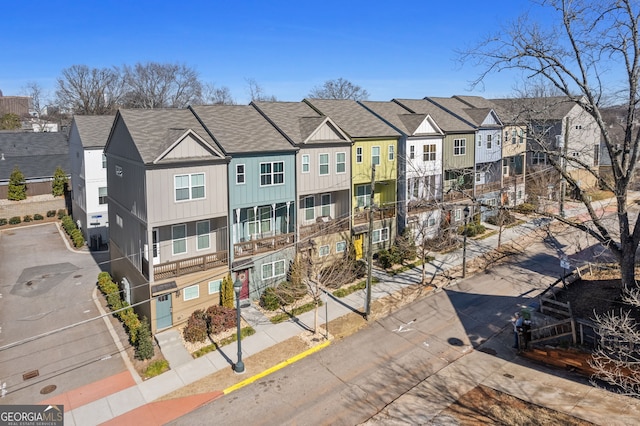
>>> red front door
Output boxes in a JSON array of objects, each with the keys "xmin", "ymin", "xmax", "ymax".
[{"xmin": 237, "ymin": 269, "xmax": 250, "ymax": 300}]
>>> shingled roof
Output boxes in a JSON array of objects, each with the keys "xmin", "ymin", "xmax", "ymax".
[
  {"xmin": 303, "ymin": 99, "xmax": 400, "ymax": 139},
  {"xmin": 0, "ymin": 132, "xmax": 69, "ymax": 181},
  {"xmin": 72, "ymin": 115, "xmax": 115, "ymax": 148},
  {"xmin": 490, "ymin": 96, "xmax": 579, "ymax": 123},
  {"xmin": 190, "ymin": 105, "xmax": 295, "ymax": 154},
  {"xmin": 392, "ymin": 99, "xmax": 475, "ymax": 133},
  {"xmin": 360, "ymin": 101, "xmax": 434, "ymax": 136}
]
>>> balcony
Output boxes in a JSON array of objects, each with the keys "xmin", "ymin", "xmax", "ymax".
[
  {"xmin": 353, "ymin": 206, "xmax": 396, "ymax": 225},
  {"xmin": 443, "ymin": 188, "xmax": 472, "ymax": 202},
  {"xmin": 234, "ymin": 232, "xmax": 295, "ymax": 258},
  {"xmin": 474, "ymin": 181, "xmax": 502, "ymax": 196},
  {"xmin": 407, "ymin": 199, "xmax": 440, "ymax": 214},
  {"xmin": 300, "ymin": 216, "xmax": 350, "ymax": 239},
  {"xmin": 154, "ymin": 250, "xmax": 228, "ymax": 281}
]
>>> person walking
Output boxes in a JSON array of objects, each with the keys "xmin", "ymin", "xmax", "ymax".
[{"xmin": 512, "ymin": 312, "xmax": 523, "ymax": 349}]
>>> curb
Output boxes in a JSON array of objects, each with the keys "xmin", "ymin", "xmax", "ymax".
[{"xmin": 223, "ymin": 340, "xmax": 331, "ymax": 395}]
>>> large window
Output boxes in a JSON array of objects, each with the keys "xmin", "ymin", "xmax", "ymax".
[
  {"xmin": 196, "ymin": 220, "xmax": 210, "ymax": 250},
  {"xmin": 262, "ymin": 259, "xmax": 286, "ymax": 279},
  {"xmin": 302, "ymin": 155, "xmax": 310, "ymax": 173},
  {"xmin": 304, "ymin": 196, "xmax": 315, "ymax": 221},
  {"xmin": 453, "ymin": 139, "xmax": 466, "ymax": 156},
  {"xmin": 260, "ymin": 161, "xmax": 284, "ymax": 186},
  {"xmin": 319, "ymin": 153, "xmax": 329, "ymax": 175},
  {"xmin": 175, "ymin": 173, "xmax": 205, "ymax": 201},
  {"xmin": 356, "ymin": 184, "xmax": 371, "ymax": 208},
  {"xmin": 372, "ymin": 227, "xmax": 389, "ymax": 243},
  {"xmin": 183, "ymin": 285, "xmax": 199, "ymax": 301},
  {"xmin": 98, "ymin": 187, "xmax": 107, "ymax": 205},
  {"xmin": 248, "ymin": 206, "xmax": 271, "ymax": 236},
  {"xmin": 423, "ymin": 144, "xmax": 436, "ymax": 161},
  {"xmin": 321, "ymin": 193, "xmax": 331, "ymax": 217},
  {"xmin": 336, "ymin": 152, "xmax": 346, "ymax": 173},
  {"xmin": 372, "ymin": 146, "xmax": 380, "ymax": 165},
  {"xmin": 172, "ymin": 224, "xmax": 187, "ymax": 255},
  {"xmin": 236, "ymin": 164, "xmax": 245, "ymax": 184},
  {"xmin": 356, "ymin": 146, "xmax": 363, "ymax": 163}
]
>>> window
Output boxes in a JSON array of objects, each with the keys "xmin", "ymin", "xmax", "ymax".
[
  {"xmin": 454, "ymin": 209, "xmax": 462, "ymax": 221},
  {"xmin": 262, "ymin": 259, "xmax": 286, "ymax": 279},
  {"xmin": 388, "ymin": 145, "xmax": 395, "ymax": 161},
  {"xmin": 409, "ymin": 145, "xmax": 415, "ymax": 160},
  {"xmin": 372, "ymin": 227, "xmax": 389, "ymax": 243},
  {"xmin": 116, "ymin": 214, "xmax": 123, "ymax": 228},
  {"xmin": 319, "ymin": 245, "xmax": 330, "ymax": 257},
  {"xmin": 475, "ymin": 173, "xmax": 481, "ymax": 182},
  {"xmin": 102, "ymin": 154, "xmax": 107, "ymax": 168},
  {"xmin": 518, "ymin": 130, "xmax": 524, "ymax": 144},
  {"xmin": 183, "ymin": 285, "xmax": 199, "ymax": 301},
  {"xmin": 304, "ymin": 196, "xmax": 315, "ymax": 221},
  {"xmin": 511, "ymin": 130, "xmax": 517, "ymax": 144},
  {"xmin": 496, "ymin": 134, "xmax": 501, "ymax": 145},
  {"xmin": 454, "ymin": 139, "xmax": 466, "ymax": 156},
  {"xmin": 477, "ymin": 134, "xmax": 482, "ymax": 147},
  {"xmin": 236, "ymin": 164, "xmax": 245, "ymax": 184},
  {"xmin": 248, "ymin": 206, "xmax": 271, "ymax": 236},
  {"xmin": 503, "ymin": 159, "xmax": 509, "ymax": 176},
  {"xmin": 427, "ymin": 217, "xmax": 436, "ymax": 227},
  {"xmin": 172, "ymin": 224, "xmax": 187, "ymax": 255},
  {"xmin": 356, "ymin": 184, "xmax": 371, "ymax": 208},
  {"xmin": 319, "ymin": 153, "xmax": 329, "ymax": 175},
  {"xmin": 208, "ymin": 279, "xmax": 222, "ymax": 294},
  {"xmin": 487, "ymin": 134, "xmax": 492, "ymax": 149},
  {"xmin": 594, "ymin": 144, "xmax": 600, "ymax": 166},
  {"xmin": 372, "ymin": 146, "xmax": 380, "ymax": 165},
  {"xmin": 321, "ymin": 193, "xmax": 331, "ymax": 217},
  {"xmin": 532, "ymin": 152, "xmax": 547, "ymax": 165},
  {"xmin": 410, "ymin": 177, "xmax": 419, "ymax": 198},
  {"xmin": 423, "ymin": 144, "xmax": 436, "ymax": 161},
  {"xmin": 196, "ymin": 220, "xmax": 210, "ymax": 250},
  {"xmin": 260, "ymin": 161, "xmax": 284, "ymax": 186},
  {"xmin": 487, "ymin": 198, "xmax": 497, "ymax": 206},
  {"xmin": 356, "ymin": 146, "xmax": 363, "ymax": 163},
  {"xmin": 98, "ymin": 187, "xmax": 108, "ymax": 205},
  {"xmin": 175, "ymin": 173, "xmax": 205, "ymax": 201},
  {"xmin": 302, "ymin": 155, "xmax": 310, "ymax": 173},
  {"xmin": 336, "ymin": 152, "xmax": 346, "ymax": 173},
  {"xmin": 336, "ymin": 241, "xmax": 347, "ymax": 253}
]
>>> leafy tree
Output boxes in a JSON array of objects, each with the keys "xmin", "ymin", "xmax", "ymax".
[
  {"xmin": 0, "ymin": 113, "xmax": 21, "ymax": 130},
  {"xmin": 308, "ymin": 78, "xmax": 370, "ymax": 100},
  {"xmin": 51, "ymin": 166, "xmax": 68, "ymax": 197},
  {"xmin": 8, "ymin": 167, "xmax": 26, "ymax": 201},
  {"xmin": 220, "ymin": 273, "xmax": 235, "ymax": 309},
  {"xmin": 55, "ymin": 64, "xmax": 124, "ymax": 115}
]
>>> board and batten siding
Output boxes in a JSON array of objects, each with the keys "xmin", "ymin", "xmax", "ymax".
[
  {"xmin": 297, "ymin": 146, "xmax": 351, "ymax": 195},
  {"xmin": 442, "ymin": 133, "xmax": 475, "ymax": 170},
  {"xmin": 228, "ymin": 154, "xmax": 296, "ymax": 208},
  {"xmin": 351, "ymin": 138, "xmax": 398, "ymax": 185},
  {"xmin": 475, "ymin": 129, "xmax": 502, "ymax": 164},
  {"xmin": 145, "ymin": 164, "xmax": 228, "ymax": 226}
]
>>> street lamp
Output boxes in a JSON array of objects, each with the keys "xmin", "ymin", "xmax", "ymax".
[
  {"xmin": 462, "ymin": 206, "xmax": 470, "ymax": 278},
  {"xmin": 233, "ymin": 278, "xmax": 245, "ymax": 374}
]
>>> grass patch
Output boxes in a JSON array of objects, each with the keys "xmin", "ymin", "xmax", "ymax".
[
  {"xmin": 332, "ymin": 277, "xmax": 380, "ymax": 298},
  {"xmin": 476, "ymin": 230, "xmax": 498, "ymax": 240},
  {"xmin": 270, "ymin": 301, "xmax": 323, "ymax": 324},
  {"xmin": 386, "ymin": 257, "xmax": 435, "ymax": 275},
  {"xmin": 506, "ymin": 219, "xmax": 525, "ymax": 229},
  {"xmin": 193, "ymin": 326, "xmax": 256, "ymax": 358},
  {"xmin": 144, "ymin": 359, "xmax": 169, "ymax": 378}
]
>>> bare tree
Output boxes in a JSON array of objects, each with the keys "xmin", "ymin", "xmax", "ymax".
[
  {"xmin": 55, "ymin": 65, "xmax": 124, "ymax": 115},
  {"xmin": 122, "ymin": 62, "xmax": 202, "ymax": 108},
  {"xmin": 21, "ymin": 81, "xmax": 48, "ymax": 118},
  {"xmin": 246, "ymin": 78, "xmax": 277, "ymax": 102},
  {"xmin": 462, "ymin": 0, "xmax": 640, "ymax": 289},
  {"xmin": 308, "ymin": 78, "xmax": 370, "ymax": 101},
  {"xmin": 200, "ymin": 83, "xmax": 236, "ymax": 105}
]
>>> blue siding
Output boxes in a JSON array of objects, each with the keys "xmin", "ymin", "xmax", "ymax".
[{"xmin": 228, "ymin": 154, "xmax": 296, "ymax": 208}]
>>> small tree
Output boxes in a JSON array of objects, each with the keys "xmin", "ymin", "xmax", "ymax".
[
  {"xmin": 135, "ymin": 317, "xmax": 154, "ymax": 360},
  {"xmin": 51, "ymin": 166, "xmax": 68, "ymax": 197},
  {"xmin": 8, "ymin": 167, "xmax": 27, "ymax": 201},
  {"xmin": 220, "ymin": 273, "xmax": 235, "ymax": 309},
  {"xmin": 0, "ymin": 113, "xmax": 21, "ymax": 130}
]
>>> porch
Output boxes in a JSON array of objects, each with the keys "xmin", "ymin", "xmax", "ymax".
[
  {"xmin": 300, "ymin": 217, "xmax": 350, "ymax": 239},
  {"xmin": 353, "ymin": 206, "xmax": 396, "ymax": 225},
  {"xmin": 234, "ymin": 232, "xmax": 296, "ymax": 258}
]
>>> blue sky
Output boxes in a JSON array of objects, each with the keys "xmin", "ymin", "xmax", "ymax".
[{"xmin": 1, "ymin": 1, "xmax": 534, "ymax": 104}]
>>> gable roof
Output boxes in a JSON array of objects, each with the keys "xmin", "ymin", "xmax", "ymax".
[
  {"xmin": 425, "ymin": 97, "xmax": 501, "ymax": 128},
  {"xmin": 252, "ymin": 101, "xmax": 350, "ymax": 145},
  {"xmin": 190, "ymin": 105, "xmax": 296, "ymax": 154},
  {"xmin": 489, "ymin": 96, "xmax": 580, "ymax": 122},
  {"xmin": 392, "ymin": 99, "xmax": 475, "ymax": 133},
  {"xmin": 0, "ymin": 132, "xmax": 69, "ymax": 181},
  {"xmin": 72, "ymin": 115, "xmax": 114, "ymax": 148},
  {"xmin": 360, "ymin": 100, "xmax": 442, "ymax": 136},
  {"xmin": 111, "ymin": 108, "xmax": 224, "ymax": 164},
  {"xmin": 303, "ymin": 99, "xmax": 400, "ymax": 139}
]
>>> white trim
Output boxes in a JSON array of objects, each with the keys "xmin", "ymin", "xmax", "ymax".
[
  {"xmin": 301, "ymin": 154, "xmax": 310, "ymax": 174},
  {"xmin": 236, "ymin": 164, "xmax": 246, "ymax": 184},
  {"xmin": 319, "ymin": 153, "xmax": 329, "ymax": 176},
  {"xmin": 172, "ymin": 223, "xmax": 187, "ymax": 255},
  {"xmin": 196, "ymin": 220, "xmax": 210, "ymax": 251},
  {"xmin": 183, "ymin": 284, "xmax": 199, "ymax": 301},
  {"xmin": 336, "ymin": 152, "xmax": 346, "ymax": 174}
]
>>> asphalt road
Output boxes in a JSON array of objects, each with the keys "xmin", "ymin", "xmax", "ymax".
[
  {"xmin": 171, "ymin": 235, "xmax": 566, "ymax": 425},
  {"xmin": 0, "ymin": 223, "xmax": 126, "ymax": 404}
]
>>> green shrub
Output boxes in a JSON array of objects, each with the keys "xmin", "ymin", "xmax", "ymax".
[
  {"xmin": 0, "ymin": 218, "xmax": 6, "ymax": 226},
  {"xmin": 121, "ymin": 309, "xmax": 141, "ymax": 343},
  {"xmin": 183, "ymin": 310, "xmax": 208, "ymax": 343},
  {"xmin": 33, "ymin": 213, "xmax": 44, "ymax": 221},
  {"xmin": 259, "ymin": 287, "xmax": 280, "ymax": 311},
  {"xmin": 57, "ymin": 209, "xmax": 66, "ymax": 219},
  {"xmin": 135, "ymin": 317, "xmax": 154, "ymax": 360},
  {"xmin": 206, "ymin": 305, "xmax": 236, "ymax": 334},
  {"xmin": 277, "ymin": 280, "xmax": 306, "ymax": 305},
  {"xmin": 377, "ymin": 249, "xmax": 394, "ymax": 269},
  {"xmin": 107, "ymin": 291, "xmax": 123, "ymax": 311},
  {"xmin": 515, "ymin": 203, "xmax": 536, "ymax": 214},
  {"xmin": 47, "ymin": 210, "xmax": 56, "ymax": 218},
  {"xmin": 144, "ymin": 359, "xmax": 169, "ymax": 378},
  {"xmin": 23, "ymin": 215, "xmax": 32, "ymax": 222},
  {"xmin": 220, "ymin": 274, "xmax": 235, "ymax": 309},
  {"xmin": 9, "ymin": 216, "xmax": 21, "ymax": 225}
]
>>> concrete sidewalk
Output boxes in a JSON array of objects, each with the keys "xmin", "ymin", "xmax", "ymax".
[{"xmin": 52, "ymin": 198, "xmax": 640, "ymax": 425}]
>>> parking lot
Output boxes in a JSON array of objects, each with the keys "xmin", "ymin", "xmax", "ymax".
[{"xmin": 0, "ymin": 222, "xmax": 126, "ymax": 404}]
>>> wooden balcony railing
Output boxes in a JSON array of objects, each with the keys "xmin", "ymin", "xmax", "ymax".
[
  {"xmin": 407, "ymin": 199, "xmax": 440, "ymax": 214},
  {"xmin": 154, "ymin": 250, "xmax": 228, "ymax": 281},
  {"xmin": 234, "ymin": 232, "xmax": 295, "ymax": 258},
  {"xmin": 353, "ymin": 206, "xmax": 396, "ymax": 225},
  {"xmin": 300, "ymin": 217, "xmax": 350, "ymax": 239},
  {"xmin": 474, "ymin": 181, "xmax": 503, "ymax": 196}
]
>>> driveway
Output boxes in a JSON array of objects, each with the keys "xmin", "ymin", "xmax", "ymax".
[{"xmin": 0, "ymin": 223, "xmax": 127, "ymax": 404}]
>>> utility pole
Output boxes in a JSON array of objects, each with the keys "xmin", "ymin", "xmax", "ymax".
[{"xmin": 365, "ymin": 164, "xmax": 376, "ymax": 320}]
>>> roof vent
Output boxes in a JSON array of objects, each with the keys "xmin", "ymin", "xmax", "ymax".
[{"xmin": 1, "ymin": 153, "xmax": 4, "ymax": 160}]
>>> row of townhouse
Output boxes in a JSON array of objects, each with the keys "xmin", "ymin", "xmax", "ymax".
[{"xmin": 68, "ymin": 95, "xmax": 599, "ymax": 334}]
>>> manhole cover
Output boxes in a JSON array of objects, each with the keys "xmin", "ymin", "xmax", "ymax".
[
  {"xmin": 40, "ymin": 384, "xmax": 57, "ymax": 394},
  {"xmin": 448, "ymin": 337, "xmax": 464, "ymax": 346}
]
